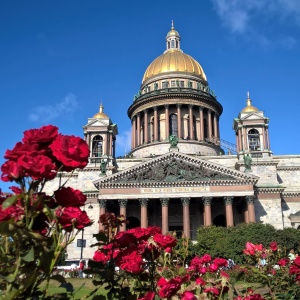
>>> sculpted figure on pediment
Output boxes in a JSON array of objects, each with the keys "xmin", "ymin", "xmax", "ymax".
[{"xmin": 118, "ymin": 158, "xmax": 231, "ymax": 183}]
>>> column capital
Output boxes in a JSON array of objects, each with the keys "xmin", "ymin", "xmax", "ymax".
[
  {"xmin": 160, "ymin": 198, "xmax": 170, "ymax": 206},
  {"xmin": 176, "ymin": 104, "xmax": 181, "ymax": 108},
  {"xmin": 199, "ymin": 107, "xmax": 203, "ymax": 111},
  {"xmin": 202, "ymin": 197, "xmax": 212, "ymax": 205},
  {"xmin": 139, "ymin": 198, "xmax": 149, "ymax": 207},
  {"xmin": 144, "ymin": 109, "xmax": 148, "ymax": 114},
  {"xmin": 246, "ymin": 195, "xmax": 255, "ymax": 204},
  {"xmin": 132, "ymin": 116, "xmax": 136, "ymax": 121},
  {"xmin": 153, "ymin": 106, "xmax": 158, "ymax": 111},
  {"xmin": 118, "ymin": 199, "xmax": 128, "ymax": 208},
  {"xmin": 188, "ymin": 104, "xmax": 194, "ymax": 109},
  {"xmin": 181, "ymin": 197, "xmax": 191, "ymax": 206},
  {"xmin": 224, "ymin": 196, "xmax": 234, "ymax": 205},
  {"xmin": 164, "ymin": 104, "xmax": 169, "ymax": 109},
  {"xmin": 98, "ymin": 199, "xmax": 107, "ymax": 209},
  {"xmin": 137, "ymin": 112, "xmax": 141, "ymax": 117}
]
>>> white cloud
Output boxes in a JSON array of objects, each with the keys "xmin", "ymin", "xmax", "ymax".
[
  {"xmin": 116, "ymin": 129, "xmax": 131, "ymax": 157},
  {"xmin": 211, "ymin": 0, "xmax": 300, "ymax": 46},
  {"xmin": 28, "ymin": 93, "xmax": 78, "ymax": 122}
]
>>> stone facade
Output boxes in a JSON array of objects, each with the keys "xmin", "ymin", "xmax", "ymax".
[{"xmin": 43, "ymin": 25, "xmax": 300, "ymax": 261}]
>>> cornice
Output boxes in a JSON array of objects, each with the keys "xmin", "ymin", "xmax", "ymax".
[
  {"xmin": 277, "ymin": 166, "xmax": 300, "ymax": 171},
  {"xmin": 282, "ymin": 191, "xmax": 300, "ymax": 198},
  {"xmin": 255, "ymin": 187, "xmax": 285, "ymax": 194}
]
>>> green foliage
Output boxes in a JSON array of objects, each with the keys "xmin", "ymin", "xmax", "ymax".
[{"xmin": 192, "ymin": 223, "xmax": 300, "ymax": 264}]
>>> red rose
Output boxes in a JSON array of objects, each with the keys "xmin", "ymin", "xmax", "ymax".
[
  {"xmin": 200, "ymin": 254, "xmax": 212, "ymax": 263},
  {"xmin": 220, "ymin": 270, "xmax": 230, "ymax": 279},
  {"xmin": 278, "ymin": 258, "xmax": 289, "ymax": 266},
  {"xmin": 54, "ymin": 187, "xmax": 87, "ymax": 207},
  {"xmin": 4, "ymin": 142, "xmax": 42, "ymax": 161},
  {"xmin": 1, "ymin": 160, "xmax": 24, "ymax": 182},
  {"xmin": 180, "ymin": 291, "xmax": 197, "ymax": 300},
  {"xmin": 118, "ymin": 250, "xmax": 143, "ymax": 273},
  {"xmin": 137, "ymin": 291, "xmax": 155, "ymax": 300},
  {"xmin": 50, "ymin": 134, "xmax": 89, "ymax": 170},
  {"xmin": 294, "ymin": 256, "xmax": 300, "ymax": 267},
  {"xmin": 269, "ymin": 242, "xmax": 278, "ymax": 251},
  {"xmin": 213, "ymin": 257, "xmax": 228, "ymax": 268},
  {"xmin": 127, "ymin": 227, "xmax": 151, "ymax": 241},
  {"xmin": 153, "ymin": 233, "xmax": 177, "ymax": 249},
  {"xmin": 18, "ymin": 153, "xmax": 57, "ymax": 180},
  {"xmin": 115, "ymin": 231, "xmax": 135, "ymax": 248},
  {"xmin": 56, "ymin": 207, "xmax": 92, "ymax": 231},
  {"xmin": 157, "ymin": 276, "xmax": 188, "ymax": 299},
  {"xmin": 22, "ymin": 125, "xmax": 58, "ymax": 144},
  {"xmin": 147, "ymin": 226, "xmax": 162, "ymax": 235},
  {"xmin": 195, "ymin": 277, "xmax": 206, "ymax": 286},
  {"xmin": 93, "ymin": 250, "xmax": 109, "ymax": 263},
  {"xmin": 0, "ymin": 203, "xmax": 24, "ymax": 222}
]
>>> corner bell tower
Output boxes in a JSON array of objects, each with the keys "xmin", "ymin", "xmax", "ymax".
[
  {"xmin": 83, "ymin": 103, "xmax": 118, "ymax": 171},
  {"xmin": 233, "ymin": 93, "xmax": 271, "ymax": 158}
]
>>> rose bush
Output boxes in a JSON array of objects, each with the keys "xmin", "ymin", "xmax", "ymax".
[{"xmin": 0, "ymin": 125, "xmax": 92, "ymax": 300}]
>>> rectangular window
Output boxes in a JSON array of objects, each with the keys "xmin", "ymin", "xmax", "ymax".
[
  {"xmin": 180, "ymin": 81, "xmax": 184, "ymax": 87},
  {"xmin": 171, "ymin": 80, "xmax": 176, "ymax": 87},
  {"xmin": 162, "ymin": 81, "xmax": 167, "ymax": 88}
]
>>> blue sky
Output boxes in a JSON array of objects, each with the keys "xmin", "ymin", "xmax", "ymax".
[{"xmin": 1, "ymin": 0, "xmax": 300, "ymax": 191}]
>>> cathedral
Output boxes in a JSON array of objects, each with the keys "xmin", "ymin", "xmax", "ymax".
[{"xmin": 45, "ymin": 24, "xmax": 300, "ymax": 260}]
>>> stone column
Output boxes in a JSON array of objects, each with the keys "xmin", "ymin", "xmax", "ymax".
[
  {"xmin": 139, "ymin": 199, "xmax": 148, "ymax": 228},
  {"xmin": 109, "ymin": 135, "xmax": 112, "ymax": 156},
  {"xmin": 181, "ymin": 197, "xmax": 191, "ymax": 238},
  {"xmin": 208, "ymin": 110, "xmax": 212, "ymax": 140},
  {"xmin": 165, "ymin": 105, "xmax": 169, "ymax": 139},
  {"xmin": 137, "ymin": 113, "xmax": 141, "ymax": 146},
  {"xmin": 266, "ymin": 126, "xmax": 270, "ymax": 150},
  {"xmin": 98, "ymin": 199, "xmax": 107, "ymax": 231},
  {"xmin": 243, "ymin": 127, "xmax": 248, "ymax": 150},
  {"xmin": 244, "ymin": 206, "xmax": 249, "ymax": 224},
  {"xmin": 189, "ymin": 105, "xmax": 194, "ymax": 140},
  {"xmin": 202, "ymin": 197, "xmax": 212, "ymax": 226},
  {"xmin": 236, "ymin": 133, "xmax": 239, "ymax": 153},
  {"xmin": 199, "ymin": 107, "xmax": 204, "ymax": 140},
  {"xmin": 144, "ymin": 109, "xmax": 148, "ymax": 144},
  {"xmin": 118, "ymin": 199, "xmax": 128, "ymax": 232},
  {"xmin": 132, "ymin": 117, "xmax": 136, "ymax": 149},
  {"xmin": 238, "ymin": 127, "xmax": 242, "ymax": 152},
  {"xmin": 103, "ymin": 134, "xmax": 108, "ymax": 155},
  {"xmin": 154, "ymin": 107, "xmax": 158, "ymax": 141},
  {"xmin": 177, "ymin": 104, "xmax": 182, "ymax": 139},
  {"xmin": 224, "ymin": 196, "xmax": 234, "ymax": 227},
  {"xmin": 160, "ymin": 198, "xmax": 170, "ymax": 234},
  {"xmin": 246, "ymin": 196, "xmax": 256, "ymax": 223},
  {"xmin": 213, "ymin": 113, "xmax": 218, "ymax": 141}
]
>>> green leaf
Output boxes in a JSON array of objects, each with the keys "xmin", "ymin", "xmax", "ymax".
[
  {"xmin": 2, "ymin": 195, "xmax": 19, "ymax": 209},
  {"xmin": 93, "ymin": 232, "xmax": 108, "ymax": 242},
  {"xmin": 50, "ymin": 274, "xmax": 67, "ymax": 284},
  {"xmin": 0, "ymin": 221, "xmax": 17, "ymax": 235},
  {"xmin": 21, "ymin": 246, "xmax": 34, "ymax": 262}
]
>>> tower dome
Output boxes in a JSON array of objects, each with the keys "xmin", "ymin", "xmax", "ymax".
[
  {"xmin": 142, "ymin": 22, "xmax": 207, "ymax": 84},
  {"xmin": 240, "ymin": 93, "xmax": 259, "ymax": 114}
]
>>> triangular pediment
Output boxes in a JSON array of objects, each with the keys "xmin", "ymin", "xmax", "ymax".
[
  {"xmin": 93, "ymin": 152, "xmax": 259, "ymax": 189},
  {"xmin": 240, "ymin": 112, "xmax": 266, "ymax": 121},
  {"xmin": 84, "ymin": 119, "xmax": 110, "ymax": 128}
]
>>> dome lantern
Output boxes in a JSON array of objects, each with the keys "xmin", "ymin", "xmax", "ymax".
[
  {"xmin": 241, "ymin": 92, "xmax": 259, "ymax": 114},
  {"xmin": 166, "ymin": 20, "xmax": 181, "ymax": 51}
]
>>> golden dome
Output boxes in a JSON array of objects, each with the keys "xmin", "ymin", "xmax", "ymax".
[
  {"xmin": 241, "ymin": 94, "xmax": 259, "ymax": 113},
  {"xmin": 93, "ymin": 103, "xmax": 109, "ymax": 119},
  {"xmin": 142, "ymin": 50, "xmax": 207, "ymax": 83}
]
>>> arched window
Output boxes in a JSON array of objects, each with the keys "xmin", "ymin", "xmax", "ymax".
[
  {"xmin": 92, "ymin": 135, "xmax": 103, "ymax": 157},
  {"xmin": 171, "ymin": 40, "xmax": 175, "ymax": 48},
  {"xmin": 248, "ymin": 129, "xmax": 260, "ymax": 151},
  {"xmin": 169, "ymin": 114, "xmax": 178, "ymax": 136}
]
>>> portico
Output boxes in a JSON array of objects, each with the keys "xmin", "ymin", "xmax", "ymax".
[{"xmin": 93, "ymin": 152, "xmax": 259, "ymax": 239}]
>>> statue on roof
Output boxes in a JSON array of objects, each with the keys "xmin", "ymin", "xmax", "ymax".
[
  {"xmin": 169, "ymin": 135, "xmax": 179, "ymax": 147},
  {"xmin": 243, "ymin": 154, "xmax": 252, "ymax": 172}
]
